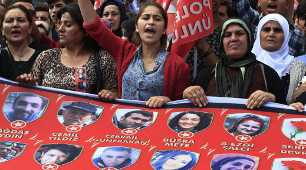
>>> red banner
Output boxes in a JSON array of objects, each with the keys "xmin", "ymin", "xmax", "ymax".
[
  {"xmin": 171, "ymin": 0, "xmax": 214, "ymax": 58},
  {"xmin": 0, "ymin": 78, "xmax": 305, "ymax": 170},
  {"xmin": 156, "ymin": 0, "xmax": 172, "ymax": 12}
]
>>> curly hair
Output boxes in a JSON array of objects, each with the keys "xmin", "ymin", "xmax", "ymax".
[
  {"xmin": 168, "ymin": 111, "xmax": 213, "ymax": 132},
  {"xmin": 227, "ymin": 114, "xmax": 265, "ymax": 137}
]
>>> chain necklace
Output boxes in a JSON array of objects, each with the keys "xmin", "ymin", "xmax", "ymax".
[{"xmin": 10, "ymin": 46, "xmax": 31, "ymax": 61}]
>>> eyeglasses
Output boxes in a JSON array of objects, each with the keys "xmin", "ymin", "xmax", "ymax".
[{"xmin": 28, "ymin": 9, "xmax": 36, "ymax": 18}]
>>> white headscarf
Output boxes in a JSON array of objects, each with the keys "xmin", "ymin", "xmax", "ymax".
[{"xmin": 252, "ymin": 14, "xmax": 294, "ymax": 78}]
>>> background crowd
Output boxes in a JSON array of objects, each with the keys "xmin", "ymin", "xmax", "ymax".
[{"xmin": 0, "ymin": 0, "xmax": 305, "ymax": 112}]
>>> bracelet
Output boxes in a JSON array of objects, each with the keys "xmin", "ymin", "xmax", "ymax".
[{"xmin": 202, "ymin": 47, "xmax": 213, "ymax": 57}]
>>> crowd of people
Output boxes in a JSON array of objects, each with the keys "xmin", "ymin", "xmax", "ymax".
[{"xmin": 0, "ymin": 0, "xmax": 305, "ymax": 112}]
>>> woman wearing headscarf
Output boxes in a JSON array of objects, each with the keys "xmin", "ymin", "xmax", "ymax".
[
  {"xmin": 183, "ymin": 18, "xmax": 286, "ymax": 109},
  {"xmin": 96, "ymin": 0, "xmax": 126, "ymax": 37},
  {"xmin": 251, "ymin": 14, "xmax": 296, "ymax": 101}
]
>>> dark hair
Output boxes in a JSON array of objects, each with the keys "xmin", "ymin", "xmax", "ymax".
[
  {"xmin": 41, "ymin": 144, "xmax": 81, "ymax": 165},
  {"xmin": 12, "ymin": 93, "xmax": 44, "ymax": 109},
  {"xmin": 132, "ymin": 2, "xmax": 168, "ymax": 49},
  {"xmin": 56, "ymin": 3, "xmax": 101, "ymax": 50},
  {"xmin": 296, "ymin": 0, "xmax": 306, "ymax": 20},
  {"xmin": 124, "ymin": 110, "xmax": 153, "ymax": 118},
  {"xmin": 34, "ymin": 3, "xmax": 49, "ymax": 12},
  {"xmin": 11, "ymin": 0, "xmax": 32, "ymax": 5},
  {"xmin": 1, "ymin": 4, "xmax": 33, "ymax": 27},
  {"xmin": 211, "ymin": 156, "xmax": 256, "ymax": 170},
  {"xmin": 46, "ymin": 0, "xmax": 73, "ymax": 6},
  {"xmin": 97, "ymin": 0, "xmax": 126, "ymax": 37},
  {"xmin": 102, "ymin": 147, "xmax": 132, "ymax": 156},
  {"xmin": 168, "ymin": 111, "xmax": 213, "ymax": 132},
  {"xmin": 151, "ymin": 150, "xmax": 198, "ymax": 170},
  {"xmin": 220, "ymin": 1, "xmax": 233, "ymax": 18},
  {"xmin": 122, "ymin": 16, "xmax": 136, "ymax": 43},
  {"xmin": 34, "ymin": 3, "xmax": 51, "ymax": 22},
  {"xmin": 227, "ymin": 114, "xmax": 265, "ymax": 137}
]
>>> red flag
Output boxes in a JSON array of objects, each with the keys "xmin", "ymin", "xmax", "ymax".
[
  {"xmin": 156, "ymin": 0, "xmax": 172, "ymax": 12},
  {"xmin": 171, "ymin": 0, "xmax": 214, "ymax": 58},
  {"xmin": 94, "ymin": 0, "xmax": 103, "ymax": 11}
]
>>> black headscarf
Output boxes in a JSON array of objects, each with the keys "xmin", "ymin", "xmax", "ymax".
[{"xmin": 215, "ymin": 18, "xmax": 256, "ymax": 98}]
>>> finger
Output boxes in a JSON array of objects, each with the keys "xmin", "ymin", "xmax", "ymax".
[
  {"xmin": 187, "ymin": 93, "xmax": 198, "ymax": 107},
  {"xmin": 246, "ymin": 92, "xmax": 256, "ymax": 106},
  {"xmin": 195, "ymin": 88, "xmax": 208, "ymax": 106},
  {"xmin": 146, "ymin": 98, "xmax": 153, "ymax": 107}
]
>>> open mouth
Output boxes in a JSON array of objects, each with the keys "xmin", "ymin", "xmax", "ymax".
[
  {"xmin": 267, "ymin": 3, "xmax": 277, "ymax": 10},
  {"xmin": 145, "ymin": 27, "xmax": 156, "ymax": 36},
  {"xmin": 11, "ymin": 30, "xmax": 21, "ymax": 35}
]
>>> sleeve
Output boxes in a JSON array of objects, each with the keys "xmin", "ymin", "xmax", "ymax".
[
  {"xmin": 227, "ymin": 0, "xmax": 261, "ymax": 25},
  {"xmin": 40, "ymin": 33, "xmax": 60, "ymax": 48},
  {"xmin": 296, "ymin": 92, "xmax": 306, "ymax": 105},
  {"xmin": 192, "ymin": 66, "xmax": 215, "ymax": 91},
  {"xmin": 173, "ymin": 59, "xmax": 190, "ymax": 100},
  {"xmin": 288, "ymin": 26, "xmax": 305, "ymax": 57},
  {"xmin": 83, "ymin": 15, "xmax": 136, "ymax": 65},
  {"xmin": 31, "ymin": 50, "xmax": 51, "ymax": 85},
  {"xmin": 99, "ymin": 49, "xmax": 118, "ymax": 90},
  {"xmin": 264, "ymin": 64, "xmax": 287, "ymax": 104}
]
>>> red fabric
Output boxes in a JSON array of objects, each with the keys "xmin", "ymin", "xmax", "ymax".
[
  {"xmin": 156, "ymin": 0, "xmax": 172, "ymax": 12},
  {"xmin": 171, "ymin": 0, "xmax": 214, "ymax": 58},
  {"xmin": 83, "ymin": 16, "xmax": 190, "ymax": 100},
  {"xmin": 40, "ymin": 33, "xmax": 60, "ymax": 48}
]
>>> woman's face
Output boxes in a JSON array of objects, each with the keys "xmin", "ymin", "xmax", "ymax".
[
  {"xmin": 2, "ymin": 8, "xmax": 32, "ymax": 43},
  {"xmin": 178, "ymin": 113, "xmax": 200, "ymax": 131},
  {"xmin": 162, "ymin": 154, "xmax": 192, "ymax": 170},
  {"xmin": 236, "ymin": 120, "xmax": 261, "ymax": 136},
  {"xmin": 58, "ymin": 12, "xmax": 84, "ymax": 47},
  {"xmin": 260, "ymin": 20, "xmax": 284, "ymax": 52},
  {"xmin": 220, "ymin": 159, "xmax": 255, "ymax": 170},
  {"xmin": 102, "ymin": 5, "xmax": 121, "ymax": 32},
  {"xmin": 136, "ymin": 5, "xmax": 166, "ymax": 47},
  {"xmin": 223, "ymin": 24, "xmax": 248, "ymax": 59}
]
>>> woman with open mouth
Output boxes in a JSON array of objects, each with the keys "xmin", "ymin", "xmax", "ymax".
[
  {"xmin": 1, "ymin": 5, "xmax": 41, "ymax": 76},
  {"xmin": 78, "ymin": 0, "xmax": 190, "ymax": 108}
]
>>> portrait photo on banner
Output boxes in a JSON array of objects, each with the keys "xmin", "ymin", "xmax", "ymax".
[
  {"xmin": 112, "ymin": 109, "xmax": 157, "ymax": 130},
  {"xmin": 281, "ymin": 118, "xmax": 306, "ymax": 141},
  {"xmin": 224, "ymin": 113, "xmax": 270, "ymax": 137},
  {"xmin": 91, "ymin": 146, "xmax": 141, "ymax": 169},
  {"xmin": 210, "ymin": 153, "xmax": 260, "ymax": 170},
  {"xmin": 167, "ymin": 111, "xmax": 213, "ymax": 134},
  {"xmin": 57, "ymin": 101, "xmax": 103, "ymax": 128},
  {"xmin": 271, "ymin": 157, "xmax": 306, "ymax": 170},
  {"xmin": 34, "ymin": 143, "xmax": 83, "ymax": 166},
  {"xmin": 151, "ymin": 150, "xmax": 200, "ymax": 170},
  {"xmin": 0, "ymin": 141, "xmax": 26, "ymax": 163},
  {"xmin": 2, "ymin": 92, "xmax": 49, "ymax": 123}
]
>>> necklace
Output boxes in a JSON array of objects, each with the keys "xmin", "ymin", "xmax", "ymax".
[{"xmin": 10, "ymin": 46, "xmax": 31, "ymax": 61}]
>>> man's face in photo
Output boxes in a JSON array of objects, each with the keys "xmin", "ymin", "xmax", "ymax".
[
  {"xmin": 101, "ymin": 150, "xmax": 129, "ymax": 167},
  {"xmin": 41, "ymin": 149, "xmax": 70, "ymax": 165},
  {"xmin": 12, "ymin": 95, "xmax": 43, "ymax": 121},
  {"xmin": 119, "ymin": 113, "xmax": 151, "ymax": 129},
  {"xmin": 0, "ymin": 144, "xmax": 12, "ymax": 158},
  {"xmin": 62, "ymin": 108, "xmax": 94, "ymax": 127}
]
